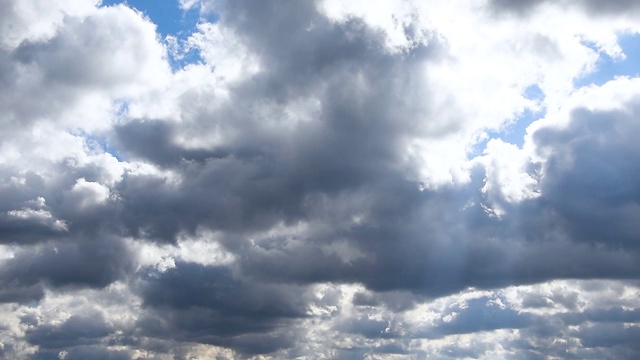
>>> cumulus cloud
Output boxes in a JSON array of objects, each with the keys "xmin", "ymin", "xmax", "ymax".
[{"xmin": 0, "ymin": 0, "xmax": 640, "ymax": 358}]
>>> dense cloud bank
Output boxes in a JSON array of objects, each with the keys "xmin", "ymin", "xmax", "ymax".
[
  {"xmin": 1, "ymin": 0, "xmax": 640, "ymax": 358},
  {"xmin": 489, "ymin": 0, "xmax": 640, "ymax": 16}
]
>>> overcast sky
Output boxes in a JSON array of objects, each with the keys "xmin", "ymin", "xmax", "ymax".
[{"xmin": 1, "ymin": 0, "xmax": 640, "ymax": 359}]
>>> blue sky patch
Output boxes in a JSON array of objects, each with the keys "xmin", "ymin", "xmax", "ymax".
[
  {"xmin": 99, "ymin": 0, "xmax": 215, "ymax": 69},
  {"xmin": 576, "ymin": 33, "xmax": 640, "ymax": 87},
  {"xmin": 470, "ymin": 34, "xmax": 640, "ymax": 156},
  {"xmin": 470, "ymin": 84, "xmax": 546, "ymax": 155},
  {"xmin": 100, "ymin": 0, "xmax": 200, "ymax": 39}
]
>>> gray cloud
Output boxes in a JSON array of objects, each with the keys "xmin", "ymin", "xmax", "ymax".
[
  {"xmin": 1, "ymin": 0, "xmax": 640, "ymax": 358},
  {"xmin": 115, "ymin": 120, "xmax": 230, "ymax": 167},
  {"xmin": 488, "ymin": 0, "xmax": 640, "ymax": 16},
  {"xmin": 23, "ymin": 308, "xmax": 134, "ymax": 360},
  {"xmin": 26, "ymin": 310, "xmax": 113, "ymax": 350},
  {"xmin": 32, "ymin": 347, "xmax": 132, "ymax": 360},
  {"xmin": 432, "ymin": 297, "xmax": 533, "ymax": 336},
  {"xmin": 533, "ymin": 105, "xmax": 640, "ymax": 250},
  {"xmin": 132, "ymin": 262, "xmax": 309, "ymax": 355},
  {"xmin": 104, "ymin": 0, "xmax": 640, "ymax": 303},
  {"xmin": 109, "ymin": 1, "xmax": 442, "ymax": 245},
  {"xmin": 0, "ymin": 4, "xmax": 164, "ymax": 137}
]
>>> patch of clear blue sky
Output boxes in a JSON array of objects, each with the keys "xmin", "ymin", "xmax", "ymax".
[
  {"xmin": 469, "ymin": 85, "xmax": 545, "ymax": 155},
  {"xmin": 497, "ymin": 85, "xmax": 545, "ymax": 147},
  {"xmin": 575, "ymin": 33, "xmax": 640, "ymax": 87},
  {"xmin": 99, "ymin": 0, "xmax": 215, "ymax": 69},
  {"xmin": 100, "ymin": 0, "xmax": 198, "ymax": 38},
  {"xmin": 471, "ymin": 33, "xmax": 640, "ymax": 156}
]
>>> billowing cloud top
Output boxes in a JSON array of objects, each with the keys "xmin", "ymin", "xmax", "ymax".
[{"xmin": 1, "ymin": 0, "xmax": 640, "ymax": 359}]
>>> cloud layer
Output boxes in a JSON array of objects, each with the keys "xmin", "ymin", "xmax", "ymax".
[{"xmin": 1, "ymin": 0, "xmax": 640, "ymax": 358}]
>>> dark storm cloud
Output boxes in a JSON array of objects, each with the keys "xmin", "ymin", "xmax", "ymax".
[
  {"xmin": 115, "ymin": 120, "xmax": 230, "ymax": 167},
  {"xmin": 0, "ymin": 212, "xmax": 67, "ymax": 245},
  {"xmin": 352, "ymin": 289, "xmax": 423, "ymax": 311},
  {"xmin": 133, "ymin": 262, "xmax": 310, "ymax": 355},
  {"xmin": 0, "ymin": 160, "xmax": 135, "ymax": 302},
  {"xmin": 0, "ymin": 160, "xmax": 122, "ymax": 245},
  {"xmin": 235, "ymin": 180, "xmax": 639, "ymax": 297},
  {"xmin": 489, "ymin": 0, "xmax": 640, "ymax": 16},
  {"xmin": 0, "ymin": 170, "xmax": 62, "ymax": 245},
  {"xmin": 107, "ymin": 0, "xmax": 640, "ymax": 301},
  {"xmin": 487, "ymin": 0, "xmax": 545, "ymax": 14},
  {"xmin": 534, "ymin": 104, "xmax": 640, "ymax": 250},
  {"xmin": 32, "ymin": 347, "xmax": 132, "ymax": 360},
  {"xmin": 23, "ymin": 309, "xmax": 133, "ymax": 360},
  {"xmin": 138, "ymin": 262, "xmax": 307, "ymax": 319},
  {"xmin": 576, "ymin": 323, "xmax": 640, "ymax": 352},
  {"xmin": 26, "ymin": 310, "xmax": 113, "ymax": 350},
  {"xmin": 112, "ymin": 0, "xmax": 442, "ymax": 243},
  {"xmin": 0, "ymin": 281, "xmax": 44, "ymax": 304},
  {"xmin": 561, "ymin": 306, "xmax": 640, "ymax": 326},
  {"xmin": 218, "ymin": 0, "xmax": 437, "ymax": 98},
  {"xmin": 0, "ymin": 237, "xmax": 134, "ymax": 303}
]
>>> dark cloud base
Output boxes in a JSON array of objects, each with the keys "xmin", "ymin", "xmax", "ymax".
[{"xmin": 489, "ymin": 0, "xmax": 640, "ymax": 16}]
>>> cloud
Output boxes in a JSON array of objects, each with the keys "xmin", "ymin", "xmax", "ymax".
[
  {"xmin": 0, "ymin": 3, "xmax": 168, "ymax": 139},
  {"xmin": 132, "ymin": 262, "xmax": 309, "ymax": 354},
  {"xmin": 532, "ymin": 99, "xmax": 640, "ymax": 251},
  {"xmin": 488, "ymin": 0, "xmax": 640, "ymax": 17},
  {"xmin": 430, "ymin": 296, "xmax": 533, "ymax": 336},
  {"xmin": 26, "ymin": 310, "xmax": 113, "ymax": 350},
  {"xmin": 0, "ymin": 237, "xmax": 134, "ymax": 302},
  {"xmin": 0, "ymin": 0, "xmax": 97, "ymax": 49},
  {"xmin": 1, "ymin": 0, "xmax": 640, "ymax": 358}
]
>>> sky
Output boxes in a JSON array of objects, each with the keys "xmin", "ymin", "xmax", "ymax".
[{"xmin": 1, "ymin": 0, "xmax": 640, "ymax": 359}]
